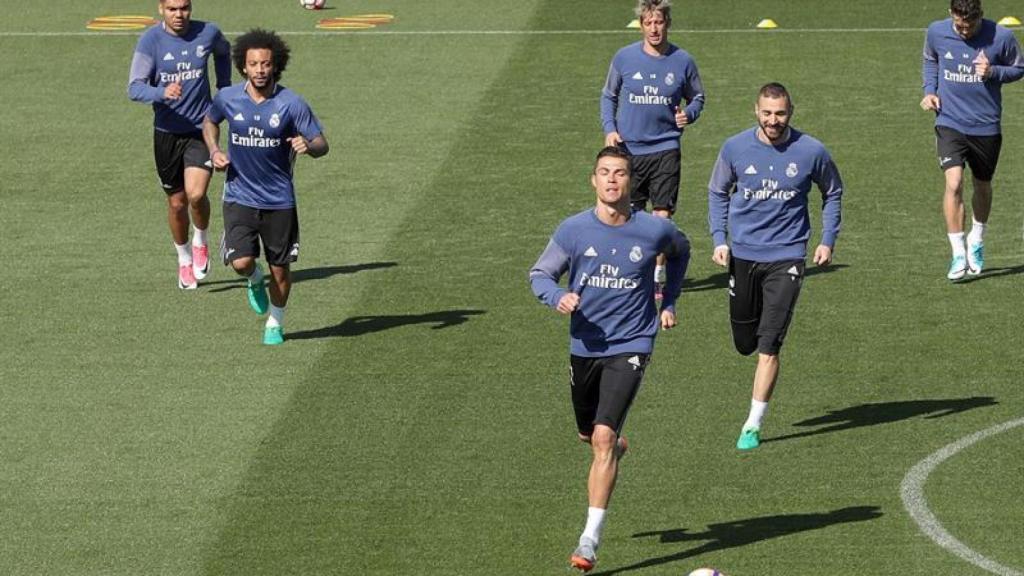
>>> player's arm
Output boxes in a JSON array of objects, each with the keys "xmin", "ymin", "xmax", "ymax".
[
  {"xmin": 600, "ymin": 60, "xmax": 623, "ymax": 147},
  {"xmin": 987, "ymin": 35, "xmax": 1024, "ymax": 83},
  {"xmin": 290, "ymin": 101, "xmax": 330, "ymax": 158},
  {"xmin": 202, "ymin": 98, "xmax": 230, "ymax": 170},
  {"xmin": 659, "ymin": 227, "xmax": 691, "ymax": 329},
  {"xmin": 529, "ymin": 238, "xmax": 576, "ymax": 314},
  {"xmin": 212, "ymin": 28, "xmax": 232, "ymax": 90},
  {"xmin": 813, "ymin": 150, "xmax": 844, "ymax": 266},
  {"xmin": 127, "ymin": 38, "xmax": 169, "ymax": 103},
  {"xmin": 679, "ymin": 58, "xmax": 706, "ymax": 125},
  {"xmin": 707, "ymin": 147, "xmax": 735, "ymax": 266},
  {"xmin": 290, "ymin": 134, "xmax": 329, "ymax": 158},
  {"xmin": 920, "ymin": 29, "xmax": 941, "ymax": 111}
]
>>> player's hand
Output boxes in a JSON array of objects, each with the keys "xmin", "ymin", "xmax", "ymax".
[
  {"xmin": 210, "ymin": 150, "xmax": 230, "ymax": 171},
  {"xmin": 556, "ymin": 292, "xmax": 580, "ymax": 315},
  {"xmin": 604, "ymin": 131, "xmax": 623, "ymax": 148},
  {"xmin": 660, "ymin": 309, "xmax": 677, "ymax": 330},
  {"xmin": 164, "ymin": 82, "xmax": 182, "ymax": 100},
  {"xmin": 712, "ymin": 244, "xmax": 730, "ymax": 267},
  {"xmin": 813, "ymin": 244, "xmax": 833, "ymax": 266},
  {"xmin": 920, "ymin": 94, "xmax": 941, "ymax": 112},
  {"xmin": 674, "ymin": 105, "xmax": 689, "ymax": 128},
  {"xmin": 974, "ymin": 50, "xmax": 991, "ymax": 79},
  {"xmin": 288, "ymin": 136, "xmax": 310, "ymax": 155}
]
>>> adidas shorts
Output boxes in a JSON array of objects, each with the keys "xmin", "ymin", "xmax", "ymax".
[
  {"xmin": 570, "ymin": 353, "xmax": 650, "ymax": 437},
  {"xmin": 222, "ymin": 202, "xmax": 300, "ymax": 267},
  {"xmin": 728, "ymin": 257, "xmax": 804, "ymax": 356},
  {"xmin": 153, "ymin": 130, "xmax": 212, "ymax": 194},
  {"xmin": 935, "ymin": 125, "xmax": 1002, "ymax": 182},
  {"xmin": 627, "ymin": 148, "xmax": 681, "ymax": 215}
]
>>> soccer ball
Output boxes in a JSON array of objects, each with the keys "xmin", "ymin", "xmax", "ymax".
[
  {"xmin": 688, "ymin": 570, "xmax": 726, "ymax": 576},
  {"xmin": 300, "ymin": 0, "xmax": 326, "ymax": 9}
]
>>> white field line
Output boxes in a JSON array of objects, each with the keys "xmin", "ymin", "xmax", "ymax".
[
  {"xmin": 900, "ymin": 417, "xmax": 1024, "ymax": 576},
  {"xmin": 0, "ymin": 27, "xmax": 928, "ymax": 38}
]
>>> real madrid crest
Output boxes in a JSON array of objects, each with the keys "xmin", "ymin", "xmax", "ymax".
[
  {"xmin": 665, "ymin": 72, "xmax": 675, "ymax": 86},
  {"xmin": 269, "ymin": 113, "xmax": 281, "ymax": 128},
  {"xmin": 629, "ymin": 246, "xmax": 643, "ymax": 263},
  {"xmin": 196, "ymin": 44, "xmax": 207, "ymax": 58},
  {"xmin": 786, "ymin": 162, "xmax": 799, "ymax": 178}
]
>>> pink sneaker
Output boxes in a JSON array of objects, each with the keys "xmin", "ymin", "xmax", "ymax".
[
  {"xmin": 178, "ymin": 264, "xmax": 197, "ymax": 290},
  {"xmin": 192, "ymin": 244, "xmax": 210, "ymax": 280}
]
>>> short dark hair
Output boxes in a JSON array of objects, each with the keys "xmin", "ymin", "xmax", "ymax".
[
  {"xmin": 950, "ymin": 0, "xmax": 982, "ymax": 20},
  {"xmin": 594, "ymin": 146, "xmax": 631, "ymax": 174},
  {"xmin": 757, "ymin": 82, "xmax": 793, "ymax": 109},
  {"xmin": 232, "ymin": 28, "xmax": 290, "ymax": 82}
]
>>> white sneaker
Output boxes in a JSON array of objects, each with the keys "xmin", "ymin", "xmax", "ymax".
[
  {"xmin": 947, "ymin": 254, "xmax": 967, "ymax": 281},
  {"xmin": 966, "ymin": 240, "xmax": 984, "ymax": 275}
]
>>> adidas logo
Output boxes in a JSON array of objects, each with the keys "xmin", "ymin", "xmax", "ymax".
[
  {"xmin": 632, "ymin": 72, "xmax": 643, "ymax": 80},
  {"xmin": 744, "ymin": 165, "xmax": 758, "ymax": 175},
  {"xmin": 163, "ymin": 52, "xmax": 175, "ymax": 61},
  {"xmin": 233, "ymin": 112, "xmax": 245, "ymax": 121},
  {"xmin": 944, "ymin": 51, "xmax": 953, "ymax": 60},
  {"xmin": 787, "ymin": 265, "xmax": 800, "ymax": 276},
  {"xmin": 940, "ymin": 156, "xmax": 953, "ymax": 165},
  {"xmin": 627, "ymin": 355, "xmax": 642, "ymax": 370},
  {"xmin": 584, "ymin": 246, "xmax": 598, "ymax": 257}
]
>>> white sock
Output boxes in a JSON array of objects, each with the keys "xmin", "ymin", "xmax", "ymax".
[
  {"xmin": 654, "ymin": 264, "xmax": 666, "ymax": 284},
  {"xmin": 581, "ymin": 507, "xmax": 606, "ymax": 545},
  {"xmin": 968, "ymin": 219, "xmax": 986, "ymax": 244},
  {"xmin": 743, "ymin": 399, "xmax": 769, "ymax": 431},
  {"xmin": 266, "ymin": 304, "xmax": 285, "ymax": 329},
  {"xmin": 248, "ymin": 264, "xmax": 264, "ymax": 285},
  {"xmin": 192, "ymin": 226, "xmax": 208, "ymax": 247},
  {"xmin": 174, "ymin": 242, "xmax": 191, "ymax": 266},
  {"xmin": 948, "ymin": 232, "xmax": 966, "ymax": 257}
]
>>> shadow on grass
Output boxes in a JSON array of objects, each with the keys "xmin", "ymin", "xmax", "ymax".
[
  {"xmin": 684, "ymin": 263, "xmax": 849, "ymax": 292},
  {"xmin": 287, "ymin": 309, "xmax": 486, "ymax": 340},
  {"xmin": 763, "ymin": 396, "xmax": 998, "ymax": 445},
  {"xmin": 204, "ymin": 261, "xmax": 397, "ymax": 293},
  {"xmin": 958, "ymin": 264, "xmax": 1024, "ymax": 284},
  {"xmin": 590, "ymin": 506, "xmax": 882, "ymax": 575}
]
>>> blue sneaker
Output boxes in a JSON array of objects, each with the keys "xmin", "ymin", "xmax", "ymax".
[
  {"xmin": 247, "ymin": 278, "xmax": 269, "ymax": 314},
  {"xmin": 263, "ymin": 325, "xmax": 284, "ymax": 345},
  {"xmin": 966, "ymin": 240, "xmax": 984, "ymax": 276},
  {"xmin": 736, "ymin": 428, "xmax": 761, "ymax": 450},
  {"xmin": 947, "ymin": 254, "xmax": 967, "ymax": 281}
]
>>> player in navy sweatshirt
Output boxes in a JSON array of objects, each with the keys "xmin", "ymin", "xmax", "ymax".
[
  {"xmin": 531, "ymin": 146, "xmax": 690, "ymax": 572},
  {"xmin": 600, "ymin": 0, "xmax": 704, "ymax": 298},
  {"xmin": 708, "ymin": 83, "xmax": 843, "ymax": 451},
  {"xmin": 921, "ymin": 0, "xmax": 1024, "ymax": 279}
]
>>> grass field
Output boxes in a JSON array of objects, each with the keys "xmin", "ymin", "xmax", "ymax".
[{"xmin": 1, "ymin": 1, "xmax": 1022, "ymax": 575}]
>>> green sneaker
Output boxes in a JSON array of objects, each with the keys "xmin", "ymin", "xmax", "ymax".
[
  {"xmin": 247, "ymin": 278, "xmax": 269, "ymax": 315},
  {"xmin": 263, "ymin": 325, "xmax": 284, "ymax": 346},
  {"xmin": 736, "ymin": 428, "xmax": 761, "ymax": 450}
]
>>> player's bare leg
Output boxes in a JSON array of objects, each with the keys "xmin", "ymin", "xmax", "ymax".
[
  {"xmin": 184, "ymin": 167, "xmax": 212, "ymax": 279},
  {"xmin": 967, "ymin": 176, "xmax": 992, "ymax": 275},
  {"xmin": 263, "ymin": 264, "xmax": 291, "ymax": 345},
  {"xmin": 652, "ymin": 208, "xmax": 673, "ymax": 298},
  {"xmin": 571, "ymin": 425, "xmax": 624, "ymax": 572},
  {"xmin": 167, "ymin": 189, "xmax": 196, "ymax": 289},
  {"xmin": 738, "ymin": 353, "xmax": 779, "ymax": 450},
  {"xmin": 943, "ymin": 166, "xmax": 968, "ymax": 280},
  {"xmin": 232, "ymin": 256, "xmax": 269, "ymax": 316}
]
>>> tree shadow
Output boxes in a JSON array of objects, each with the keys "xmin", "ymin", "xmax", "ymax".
[
  {"xmin": 763, "ymin": 396, "xmax": 998, "ymax": 445},
  {"xmin": 286, "ymin": 309, "xmax": 486, "ymax": 340},
  {"xmin": 684, "ymin": 264, "xmax": 849, "ymax": 292},
  {"xmin": 203, "ymin": 262, "xmax": 397, "ymax": 293},
  {"xmin": 591, "ymin": 506, "xmax": 882, "ymax": 575},
  {"xmin": 958, "ymin": 264, "xmax": 1024, "ymax": 284}
]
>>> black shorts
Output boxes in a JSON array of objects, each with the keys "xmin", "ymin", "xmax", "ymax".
[
  {"xmin": 628, "ymin": 148, "xmax": 681, "ymax": 214},
  {"xmin": 222, "ymin": 202, "xmax": 300, "ymax": 267},
  {"xmin": 570, "ymin": 353, "xmax": 650, "ymax": 437},
  {"xmin": 729, "ymin": 257, "xmax": 804, "ymax": 356},
  {"xmin": 935, "ymin": 125, "xmax": 1002, "ymax": 182},
  {"xmin": 153, "ymin": 130, "xmax": 212, "ymax": 194}
]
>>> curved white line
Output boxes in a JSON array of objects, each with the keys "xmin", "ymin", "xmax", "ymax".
[{"xmin": 900, "ymin": 417, "xmax": 1024, "ymax": 576}]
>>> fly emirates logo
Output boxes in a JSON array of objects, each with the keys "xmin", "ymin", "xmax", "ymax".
[
  {"xmin": 742, "ymin": 178, "xmax": 797, "ymax": 201},
  {"xmin": 160, "ymin": 61, "xmax": 205, "ymax": 84},
  {"xmin": 629, "ymin": 85, "xmax": 672, "ymax": 106},
  {"xmin": 232, "ymin": 126, "xmax": 282, "ymax": 148},
  {"xmin": 944, "ymin": 62, "xmax": 983, "ymax": 83},
  {"xmin": 578, "ymin": 264, "xmax": 639, "ymax": 290}
]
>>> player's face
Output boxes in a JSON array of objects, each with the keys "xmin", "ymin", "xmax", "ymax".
[
  {"xmin": 244, "ymin": 49, "xmax": 275, "ymax": 88},
  {"xmin": 756, "ymin": 95, "xmax": 792, "ymax": 143},
  {"xmin": 159, "ymin": 0, "xmax": 192, "ymax": 34},
  {"xmin": 641, "ymin": 11, "xmax": 669, "ymax": 49},
  {"xmin": 951, "ymin": 12, "xmax": 982, "ymax": 40},
  {"xmin": 591, "ymin": 156, "xmax": 631, "ymax": 206}
]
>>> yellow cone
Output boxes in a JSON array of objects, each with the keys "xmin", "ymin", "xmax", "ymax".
[
  {"xmin": 997, "ymin": 16, "xmax": 1021, "ymax": 27},
  {"xmin": 627, "ymin": 19, "xmax": 640, "ymax": 29},
  {"xmin": 756, "ymin": 18, "xmax": 778, "ymax": 29}
]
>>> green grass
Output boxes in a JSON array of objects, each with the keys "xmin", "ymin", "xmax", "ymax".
[{"xmin": 1, "ymin": 1, "xmax": 1022, "ymax": 575}]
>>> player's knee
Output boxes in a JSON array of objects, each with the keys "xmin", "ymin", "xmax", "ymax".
[
  {"xmin": 167, "ymin": 193, "xmax": 188, "ymax": 213},
  {"xmin": 590, "ymin": 425, "xmax": 618, "ymax": 455}
]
